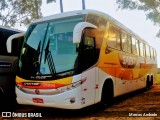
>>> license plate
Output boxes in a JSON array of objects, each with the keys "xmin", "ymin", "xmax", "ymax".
[{"xmin": 32, "ymin": 98, "xmax": 44, "ymax": 103}]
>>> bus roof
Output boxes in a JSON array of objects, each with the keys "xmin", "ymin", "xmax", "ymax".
[
  {"xmin": 0, "ymin": 25, "xmax": 24, "ymax": 33},
  {"xmin": 33, "ymin": 9, "xmax": 148, "ymax": 44}
]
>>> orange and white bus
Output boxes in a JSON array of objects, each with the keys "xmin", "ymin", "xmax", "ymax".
[{"xmin": 14, "ymin": 9, "xmax": 157, "ymax": 109}]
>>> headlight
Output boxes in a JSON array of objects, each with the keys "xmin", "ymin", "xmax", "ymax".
[{"xmin": 57, "ymin": 79, "xmax": 86, "ymax": 92}]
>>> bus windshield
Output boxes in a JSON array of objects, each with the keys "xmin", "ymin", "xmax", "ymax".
[{"xmin": 18, "ymin": 17, "xmax": 84, "ymax": 80}]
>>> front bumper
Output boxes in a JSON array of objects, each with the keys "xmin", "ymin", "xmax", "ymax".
[{"xmin": 16, "ymin": 86, "xmax": 83, "ymax": 109}]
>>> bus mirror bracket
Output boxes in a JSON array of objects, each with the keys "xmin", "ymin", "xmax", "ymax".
[
  {"xmin": 7, "ymin": 33, "xmax": 25, "ymax": 53},
  {"xmin": 73, "ymin": 22, "xmax": 97, "ymax": 44}
]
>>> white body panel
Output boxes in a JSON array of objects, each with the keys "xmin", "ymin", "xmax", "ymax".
[
  {"xmin": 16, "ymin": 86, "xmax": 82, "ymax": 109},
  {"xmin": 16, "ymin": 69, "xmax": 98, "ymax": 109},
  {"xmin": 81, "ymin": 67, "xmax": 97, "ymax": 107}
]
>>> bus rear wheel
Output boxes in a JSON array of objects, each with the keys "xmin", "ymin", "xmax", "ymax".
[
  {"xmin": 100, "ymin": 80, "xmax": 113, "ymax": 108},
  {"xmin": 146, "ymin": 76, "xmax": 152, "ymax": 90},
  {"xmin": 151, "ymin": 76, "xmax": 153, "ymax": 86}
]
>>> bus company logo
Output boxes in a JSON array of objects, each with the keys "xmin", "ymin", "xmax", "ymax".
[
  {"xmin": 22, "ymin": 82, "xmax": 40, "ymax": 86},
  {"xmin": 2, "ymin": 112, "xmax": 11, "ymax": 117},
  {"xmin": 35, "ymin": 89, "xmax": 40, "ymax": 94},
  {"xmin": 119, "ymin": 55, "xmax": 137, "ymax": 68}
]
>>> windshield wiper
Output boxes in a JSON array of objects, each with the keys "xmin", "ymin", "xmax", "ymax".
[
  {"xmin": 37, "ymin": 41, "xmax": 42, "ymax": 75},
  {"xmin": 44, "ymin": 39, "xmax": 56, "ymax": 78}
]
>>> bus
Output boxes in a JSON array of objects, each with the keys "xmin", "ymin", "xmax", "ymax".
[
  {"xmin": 15, "ymin": 9, "xmax": 157, "ymax": 109},
  {"xmin": 0, "ymin": 26, "xmax": 24, "ymax": 108}
]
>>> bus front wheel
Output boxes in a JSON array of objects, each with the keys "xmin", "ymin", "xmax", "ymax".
[{"xmin": 100, "ymin": 80, "xmax": 113, "ymax": 108}]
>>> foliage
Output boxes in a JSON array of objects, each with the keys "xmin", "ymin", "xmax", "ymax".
[
  {"xmin": 0, "ymin": 0, "xmax": 42, "ymax": 27},
  {"xmin": 116, "ymin": 0, "xmax": 160, "ymax": 37}
]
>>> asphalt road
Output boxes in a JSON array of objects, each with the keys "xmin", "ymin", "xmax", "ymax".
[{"xmin": 1, "ymin": 85, "xmax": 160, "ymax": 120}]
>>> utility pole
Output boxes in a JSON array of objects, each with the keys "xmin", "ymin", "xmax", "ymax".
[
  {"xmin": 82, "ymin": 0, "xmax": 85, "ymax": 10},
  {"xmin": 60, "ymin": 0, "xmax": 63, "ymax": 13}
]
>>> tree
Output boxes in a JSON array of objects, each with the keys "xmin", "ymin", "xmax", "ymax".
[
  {"xmin": 0, "ymin": 0, "xmax": 42, "ymax": 27},
  {"xmin": 116, "ymin": 0, "xmax": 160, "ymax": 37}
]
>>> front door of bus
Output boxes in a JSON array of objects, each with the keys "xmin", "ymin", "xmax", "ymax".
[{"xmin": 81, "ymin": 28, "xmax": 97, "ymax": 106}]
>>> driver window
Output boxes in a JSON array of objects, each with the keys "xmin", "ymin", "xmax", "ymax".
[
  {"xmin": 78, "ymin": 28, "xmax": 96, "ymax": 72},
  {"xmin": 83, "ymin": 36, "xmax": 95, "ymax": 50}
]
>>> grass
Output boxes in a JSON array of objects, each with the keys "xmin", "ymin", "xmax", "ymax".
[{"xmin": 157, "ymin": 73, "xmax": 160, "ymax": 84}]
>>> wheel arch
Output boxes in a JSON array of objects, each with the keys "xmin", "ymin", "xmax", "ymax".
[{"xmin": 97, "ymin": 77, "xmax": 114, "ymax": 103}]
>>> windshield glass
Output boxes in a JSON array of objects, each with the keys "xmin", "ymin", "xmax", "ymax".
[{"xmin": 18, "ymin": 16, "xmax": 84, "ymax": 80}]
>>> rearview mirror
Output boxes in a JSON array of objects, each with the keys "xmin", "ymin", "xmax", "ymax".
[{"xmin": 73, "ymin": 22, "xmax": 97, "ymax": 44}]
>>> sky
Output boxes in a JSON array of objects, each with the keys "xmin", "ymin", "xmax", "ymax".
[{"xmin": 15, "ymin": 0, "xmax": 160, "ymax": 67}]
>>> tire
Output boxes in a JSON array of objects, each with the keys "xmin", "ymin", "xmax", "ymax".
[
  {"xmin": 146, "ymin": 76, "xmax": 151, "ymax": 90},
  {"xmin": 151, "ymin": 76, "xmax": 153, "ymax": 86},
  {"xmin": 0, "ymin": 86, "xmax": 17, "ymax": 111},
  {"xmin": 100, "ymin": 80, "xmax": 113, "ymax": 108}
]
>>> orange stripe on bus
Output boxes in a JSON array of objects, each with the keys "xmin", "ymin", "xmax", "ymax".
[{"xmin": 17, "ymin": 82, "xmax": 66, "ymax": 89}]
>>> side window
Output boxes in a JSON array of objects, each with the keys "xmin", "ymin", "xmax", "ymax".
[
  {"xmin": 84, "ymin": 37, "xmax": 95, "ymax": 48},
  {"xmin": 150, "ymin": 47, "xmax": 153, "ymax": 59},
  {"xmin": 153, "ymin": 48, "xmax": 155, "ymax": 60},
  {"xmin": 0, "ymin": 29, "xmax": 4, "ymax": 40},
  {"xmin": 0, "ymin": 29, "xmax": 7, "ymax": 55},
  {"xmin": 121, "ymin": 32, "xmax": 132, "ymax": 53},
  {"xmin": 12, "ymin": 36, "xmax": 24, "ymax": 56},
  {"xmin": 3, "ymin": 30, "xmax": 15, "ymax": 40},
  {"xmin": 132, "ymin": 37, "xmax": 139, "ymax": 55},
  {"xmin": 150, "ymin": 47, "xmax": 155, "ymax": 60},
  {"xmin": 154, "ymin": 49, "xmax": 157, "ymax": 60},
  {"xmin": 107, "ymin": 25, "xmax": 121, "ymax": 50},
  {"xmin": 145, "ymin": 44, "xmax": 150, "ymax": 58},
  {"xmin": 139, "ymin": 42, "xmax": 145, "ymax": 57},
  {"xmin": 86, "ymin": 14, "xmax": 107, "ymax": 50}
]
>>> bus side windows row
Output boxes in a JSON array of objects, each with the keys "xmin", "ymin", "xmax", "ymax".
[{"xmin": 107, "ymin": 24, "xmax": 156, "ymax": 60}]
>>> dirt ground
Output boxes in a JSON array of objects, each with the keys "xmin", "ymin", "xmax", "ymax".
[{"xmin": 1, "ymin": 84, "xmax": 160, "ymax": 120}]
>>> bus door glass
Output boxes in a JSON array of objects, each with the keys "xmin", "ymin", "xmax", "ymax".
[
  {"xmin": 78, "ymin": 28, "xmax": 96, "ymax": 72},
  {"xmin": 80, "ymin": 28, "xmax": 97, "ymax": 105}
]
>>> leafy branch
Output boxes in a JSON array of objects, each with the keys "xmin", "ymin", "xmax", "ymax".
[{"xmin": 116, "ymin": 0, "xmax": 160, "ymax": 37}]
